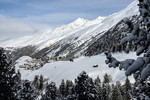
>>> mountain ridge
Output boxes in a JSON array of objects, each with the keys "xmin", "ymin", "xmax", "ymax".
[
  {"xmin": 2, "ymin": 0, "xmax": 140, "ymax": 61},
  {"xmin": 0, "ymin": 0, "xmax": 138, "ymax": 49}
]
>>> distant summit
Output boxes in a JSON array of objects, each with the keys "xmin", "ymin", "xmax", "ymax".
[{"xmin": 1, "ymin": 0, "xmax": 139, "ymax": 58}]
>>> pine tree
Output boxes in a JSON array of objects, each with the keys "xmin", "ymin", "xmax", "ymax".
[
  {"xmin": 14, "ymin": 70, "xmax": 22, "ymax": 100},
  {"xmin": 32, "ymin": 75, "xmax": 39, "ymax": 88},
  {"xmin": 65, "ymin": 80, "xmax": 76, "ymax": 100},
  {"xmin": 48, "ymin": 82, "xmax": 57, "ymax": 100},
  {"xmin": 20, "ymin": 80, "xmax": 36, "ymax": 100},
  {"xmin": 75, "ymin": 71, "xmax": 100, "ymax": 100},
  {"xmin": 116, "ymin": 81, "xmax": 124, "ymax": 98},
  {"xmin": 94, "ymin": 75, "xmax": 101, "ymax": 85},
  {"xmin": 105, "ymin": 0, "xmax": 150, "ymax": 99},
  {"xmin": 111, "ymin": 84, "xmax": 123, "ymax": 100},
  {"xmin": 39, "ymin": 75, "xmax": 44, "ymax": 90},
  {"xmin": 94, "ymin": 75, "xmax": 102, "ymax": 99},
  {"xmin": 41, "ymin": 82, "xmax": 57, "ymax": 100},
  {"xmin": 101, "ymin": 82, "xmax": 111, "ymax": 100},
  {"xmin": 59, "ymin": 79, "xmax": 66, "ymax": 96},
  {"xmin": 105, "ymin": 0, "xmax": 150, "ymax": 80},
  {"xmin": 0, "ymin": 47, "xmax": 19, "ymax": 100},
  {"xmin": 65, "ymin": 80, "xmax": 73, "ymax": 96},
  {"xmin": 103, "ymin": 73, "xmax": 112, "ymax": 84},
  {"xmin": 124, "ymin": 77, "xmax": 132, "ymax": 92}
]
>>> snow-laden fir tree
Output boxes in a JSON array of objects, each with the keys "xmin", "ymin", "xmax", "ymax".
[
  {"xmin": 75, "ymin": 71, "xmax": 100, "ymax": 100},
  {"xmin": 65, "ymin": 80, "xmax": 76, "ymax": 100},
  {"xmin": 32, "ymin": 75, "xmax": 39, "ymax": 88},
  {"xmin": 14, "ymin": 71, "xmax": 22, "ymax": 100},
  {"xmin": 59, "ymin": 79, "xmax": 66, "ymax": 97},
  {"xmin": 110, "ymin": 83, "xmax": 123, "ymax": 100},
  {"xmin": 105, "ymin": 0, "xmax": 150, "ymax": 81},
  {"xmin": 19, "ymin": 80, "xmax": 36, "ymax": 100},
  {"xmin": 101, "ymin": 77, "xmax": 111, "ymax": 100},
  {"xmin": 122, "ymin": 78, "xmax": 132, "ymax": 100},
  {"xmin": 65, "ymin": 80, "xmax": 74, "ymax": 96},
  {"xmin": 0, "ymin": 47, "xmax": 20, "ymax": 100},
  {"xmin": 105, "ymin": 0, "xmax": 150, "ymax": 99},
  {"xmin": 41, "ymin": 82, "xmax": 57, "ymax": 100},
  {"xmin": 94, "ymin": 76, "xmax": 103, "ymax": 100},
  {"xmin": 103, "ymin": 73, "xmax": 112, "ymax": 84},
  {"xmin": 39, "ymin": 75, "xmax": 44, "ymax": 90}
]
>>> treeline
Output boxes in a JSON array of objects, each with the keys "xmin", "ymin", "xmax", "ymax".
[
  {"xmin": 40, "ymin": 72, "xmax": 133, "ymax": 100},
  {"xmin": 85, "ymin": 15, "xmax": 139, "ymax": 56},
  {"xmin": 0, "ymin": 47, "xmax": 149, "ymax": 100},
  {"xmin": 0, "ymin": 47, "xmax": 134, "ymax": 100}
]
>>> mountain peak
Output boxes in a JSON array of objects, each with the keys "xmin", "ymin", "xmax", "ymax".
[
  {"xmin": 72, "ymin": 17, "xmax": 88, "ymax": 25},
  {"xmin": 1, "ymin": 0, "xmax": 139, "ymax": 49},
  {"xmin": 96, "ymin": 16, "xmax": 106, "ymax": 20}
]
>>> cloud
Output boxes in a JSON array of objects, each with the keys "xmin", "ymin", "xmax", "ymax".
[
  {"xmin": 0, "ymin": 0, "xmax": 134, "ymax": 26},
  {"xmin": 20, "ymin": 12, "xmax": 96, "ymax": 26},
  {"xmin": 0, "ymin": 14, "xmax": 51, "ymax": 40},
  {"xmin": 22, "ymin": 0, "xmax": 134, "ymax": 25},
  {"xmin": 0, "ymin": 0, "xmax": 134, "ymax": 40}
]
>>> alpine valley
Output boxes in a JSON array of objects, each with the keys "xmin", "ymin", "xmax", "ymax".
[{"xmin": 0, "ymin": 0, "xmax": 140, "ymax": 85}]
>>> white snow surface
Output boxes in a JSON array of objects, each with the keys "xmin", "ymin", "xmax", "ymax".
[
  {"xmin": 16, "ymin": 56, "xmax": 32, "ymax": 66},
  {"xmin": 0, "ymin": 0, "xmax": 139, "ymax": 50},
  {"xmin": 16, "ymin": 52, "xmax": 138, "ymax": 86}
]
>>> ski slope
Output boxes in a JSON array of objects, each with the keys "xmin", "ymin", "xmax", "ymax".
[{"xmin": 16, "ymin": 52, "xmax": 138, "ymax": 86}]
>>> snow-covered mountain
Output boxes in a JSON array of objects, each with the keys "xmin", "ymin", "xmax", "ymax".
[
  {"xmin": 0, "ymin": 0, "xmax": 138, "ymax": 47},
  {"xmin": 3, "ymin": 0, "xmax": 141, "ymax": 86},
  {"xmin": 2, "ymin": 0, "xmax": 139, "ymax": 60}
]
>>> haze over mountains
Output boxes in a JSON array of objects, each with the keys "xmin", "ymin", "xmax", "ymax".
[
  {"xmin": 6, "ymin": 0, "xmax": 140, "ymax": 84},
  {"xmin": 2, "ymin": 0, "xmax": 150, "ymax": 99},
  {"xmin": 0, "ymin": 0, "xmax": 138, "ymax": 49},
  {"xmin": 0, "ymin": 0, "xmax": 140, "ymax": 62},
  {"xmin": 11, "ymin": 0, "xmax": 143, "ymax": 85}
]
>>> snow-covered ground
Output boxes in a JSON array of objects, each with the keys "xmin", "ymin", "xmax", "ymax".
[{"xmin": 16, "ymin": 52, "xmax": 139, "ymax": 86}]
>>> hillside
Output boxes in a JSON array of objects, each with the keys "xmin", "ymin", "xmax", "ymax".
[
  {"xmin": 16, "ymin": 52, "xmax": 139, "ymax": 86},
  {"xmin": 1, "ymin": 0, "xmax": 139, "ymax": 61},
  {"xmin": 0, "ymin": 0, "xmax": 140, "ymax": 86}
]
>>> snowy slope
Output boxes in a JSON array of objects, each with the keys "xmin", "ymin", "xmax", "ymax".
[
  {"xmin": 0, "ymin": 0, "xmax": 139, "ymax": 51},
  {"xmin": 13, "ymin": 0, "xmax": 140, "ymax": 86},
  {"xmin": 16, "ymin": 52, "xmax": 139, "ymax": 86}
]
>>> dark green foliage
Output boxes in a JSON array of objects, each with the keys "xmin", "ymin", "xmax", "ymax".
[
  {"xmin": 103, "ymin": 73, "xmax": 112, "ymax": 84},
  {"xmin": 19, "ymin": 80, "xmax": 36, "ymax": 100},
  {"xmin": 105, "ymin": 0, "xmax": 150, "ymax": 82},
  {"xmin": 94, "ymin": 76, "xmax": 101, "ymax": 85},
  {"xmin": 124, "ymin": 77, "xmax": 132, "ymax": 92},
  {"xmin": 105, "ymin": 0, "xmax": 150, "ymax": 99},
  {"xmin": 75, "ymin": 71, "xmax": 100, "ymax": 100},
  {"xmin": 32, "ymin": 75, "xmax": 44, "ymax": 91},
  {"xmin": 14, "ymin": 71, "xmax": 22, "ymax": 100},
  {"xmin": 0, "ymin": 47, "xmax": 19, "ymax": 100},
  {"xmin": 37, "ymin": 71, "xmax": 139, "ymax": 100},
  {"xmin": 102, "ymin": 82, "xmax": 111, "ymax": 100},
  {"xmin": 94, "ymin": 76, "xmax": 103, "ymax": 100},
  {"xmin": 111, "ymin": 85, "xmax": 122, "ymax": 100},
  {"xmin": 85, "ymin": 16, "xmax": 138, "ymax": 56},
  {"xmin": 59, "ymin": 79, "xmax": 66, "ymax": 96},
  {"xmin": 39, "ymin": 75, "xmax": 44, "ymax": 90},
  {"xmin": 65, "ymin": 80, "xmax": 74, "ymax": 96},
  {"xmin": 41, "ymin": 82, "xmax": 57, "ymax": 100},
  {"xmin": 32, "ymin": 75, "xmax": 39, "ymax": 88}
]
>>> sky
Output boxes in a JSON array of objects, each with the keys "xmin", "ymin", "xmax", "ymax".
[{"xmin": 0, "ymin": 0, "xmax": 134, "ymax": 38}]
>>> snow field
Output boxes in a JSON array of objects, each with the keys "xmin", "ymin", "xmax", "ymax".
[{"xmin": 16, "ymin": 52, "xmax": 138, "ymax": 86}]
